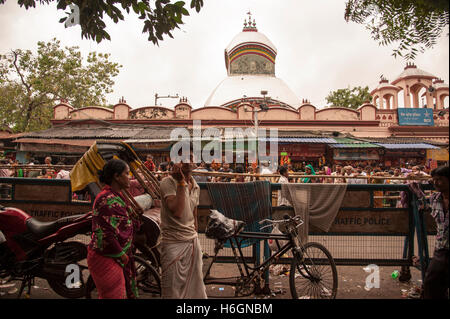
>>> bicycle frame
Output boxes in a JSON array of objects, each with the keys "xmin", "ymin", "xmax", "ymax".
[{"xmin": 203, "ymin": 230, "xmax": 297, "ymax": 288}]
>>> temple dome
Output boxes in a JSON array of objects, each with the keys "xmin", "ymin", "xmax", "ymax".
[
  {"xmin": 225, "ymin": 30, "xmax": 277, "ymax": 57},
  {"xmin": 433, "ymin": 79, "xmax": 449, "ymax": 90},
  {"xmin": 205, "ymin": 75, "xmax": 301, "ymax": 109},
  {"xmin": 205, "ymin": 13, "xmax": 301, "ymax": 109},
  {"xmin": 392, "ymin": 62, "xmax": 437, "ymax": 84}
]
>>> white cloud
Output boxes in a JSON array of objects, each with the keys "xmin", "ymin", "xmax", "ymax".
[{"xmin": 1, "ymin": 0, "xmax": 448, "ymax": 109}]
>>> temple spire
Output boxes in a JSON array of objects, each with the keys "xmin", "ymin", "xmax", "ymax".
[{"xmin": 243, "ymin": 11, "xmax": 257, "ymax": 32}]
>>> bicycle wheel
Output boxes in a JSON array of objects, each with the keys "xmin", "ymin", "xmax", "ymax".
[
  {"xmin": 289, "ymin": 242, "xmax": 338, "ymax": 299},
  {"xmin": 86, "ymin": 256, "xmax": 161, "ymax": 299}
]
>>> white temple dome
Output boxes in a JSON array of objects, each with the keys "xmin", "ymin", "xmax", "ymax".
[
  {"xmin": 225, "ymin": 31, "xmax": 277, "ymax": 57},
  {"xmin": 205, "ymin": 13, "xmax": 301, "ymax": 109},
  {"xmin": 205, "ymin": 75, "xmax": 301, "ymax": 109}
]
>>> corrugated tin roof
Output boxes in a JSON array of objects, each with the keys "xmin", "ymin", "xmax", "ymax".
[
  {"xmin": 356, "ymin": 137, "xmax": 439, "ymax": 144},
  {"xmin": 0, "ymin": 132, "xmax": 25, "ymax": 139},
  {"xmin": 260, "ymin": 137, "xmax": 337, "ymax": 143},
  {"xmin": 276, "ymin": 131, "xmax": 338, "ymax": 138},
  {"xmin": 130, "ymin": 127, "xmax": 177, "ymax": 139},
  {"xmin": 13, "ymin": 138, "xmax": 96, "ymax": 147},
  {"xmin": 19, "ymin": 125, "xmax": 174, "ymax": 140},
  {"xmin": 376, "ymin": 143, "xmax": 440, "ymax": 150},
  {"xmin": 419, "ymin": 140, "xmax": 448, "ymax": 146},
  {"xmin": 329, "ymin": 143, "xmax": 380, "ymax": 148},
  {"xmin": 327, "ymin": 137, "xmax": 380, "ymax": 148},
  {"xmin": 332, "ymin": 137, "xmax": 360, "ymax": 143}
]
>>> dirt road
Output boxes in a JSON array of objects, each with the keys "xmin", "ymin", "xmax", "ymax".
[{"xmin": 0, "ymin": 263, "xmax": 423, "ymax": 300}]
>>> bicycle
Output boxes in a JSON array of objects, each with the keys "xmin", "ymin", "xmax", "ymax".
[{"xmin": 203, "ymin": 215, "xmax": 338, "ymax": 299}]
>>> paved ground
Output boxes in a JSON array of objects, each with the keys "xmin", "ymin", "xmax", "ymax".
[
  {"xmin": 1, "ymin": 233, "xmax": 428, "ymax": 299},
  {"xmin": 205, "ymin": 263, "xmax": 423, "ymax": 299},
  {"xmin": 0, "ymin": 263, "xmax": 423, "ymax": 299}
]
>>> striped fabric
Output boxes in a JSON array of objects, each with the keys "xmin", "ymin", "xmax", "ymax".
[{"xmin": 206, "ymin": 181, "xmax": 272, "ymax": 247}]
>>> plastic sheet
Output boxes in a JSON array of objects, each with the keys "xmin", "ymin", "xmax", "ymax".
[
  {"xmin": 134, "ymin": 194, "xmax": 153, "ymax": 211},
  {"xmin": 205, "ymin": 210, "xmax": 245, "ymax": 240}
]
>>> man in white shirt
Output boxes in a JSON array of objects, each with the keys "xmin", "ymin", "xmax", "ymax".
[
  {"xmin": 331, "ymin": 164, "xmax": 345, "ymax": 184},
  {"xmin": 277, "ymin": 166, "xmax": 292, "ymax": 206},
  {"xmin": 260, "ymin": 161, "xmax": 273, "ymax": 175},
  {"xmin": 56, "ymin": 169, "xmax": 70, "ymax": 179},
  {"xmin": 55, "ymin": 161, "xmax": 70, "ymax": 179},
  {"xmin": 260, "ymin": 160, "xmax": 277, "ymax": 183},
  {"xmin": 347, "ymin": 166, "xmax": 366, "ymax": 184}
]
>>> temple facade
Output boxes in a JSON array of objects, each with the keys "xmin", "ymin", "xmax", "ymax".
[
  {"xmin": 6, "ymin": 15, "xmax": 449, "ymax": 168},
  {"xmin": 50, "ymin": 15, "xmax": 449, "ymax": 142}
]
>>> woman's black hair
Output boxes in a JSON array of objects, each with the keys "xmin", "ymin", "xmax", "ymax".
[
  {"xmin": 98, "ymin": 159, "xmax": 128, "ymax": 185},
  {"xmin": 235, "ymin": 165, "xmax": 244, "ymax": 174},
  {"xmin": 279, "ymin": 166, "xmax": 288, "ymax": 175},
  {"xmin": 159, "ymin": 162, "xmax": 168, "ymax": 171},
  {"xmin": 431, "ymin": 165, "xmax": 449, "ymax": 179}
]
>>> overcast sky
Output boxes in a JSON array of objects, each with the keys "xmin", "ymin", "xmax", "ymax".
[{"xmin": 1, "ymin": 0, "xmax": 449, "ymax": 109}]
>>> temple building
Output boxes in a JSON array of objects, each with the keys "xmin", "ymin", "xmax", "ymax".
[
  {"xmin": 5, "ymin": 15, "xmax": 449, "ymax": 169},
  {"xmin": 205, "ymin": 14, "xmax": 301, "ymax": 110}
]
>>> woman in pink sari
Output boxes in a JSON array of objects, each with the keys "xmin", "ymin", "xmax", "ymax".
[{"xmin": 87, "ymin": 159, "xmax": 140, "ymax": 299}]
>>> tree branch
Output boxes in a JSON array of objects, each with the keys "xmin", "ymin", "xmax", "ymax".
[{"xmin": 11, "ymin": 50, "xmax": 32, "ymax": 96}]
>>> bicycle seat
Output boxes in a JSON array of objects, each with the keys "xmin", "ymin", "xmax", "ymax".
[{"xmin": 205, "ymin": 210, "xmax": 245, "ymax": 240}]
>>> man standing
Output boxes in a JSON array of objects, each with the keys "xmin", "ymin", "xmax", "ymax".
[
  {"xmin": 260, "ymin": 161, "xmax": 276, "ymax": 182},
  {"xmin": 331, "ymin": 164, "xmax": 345, "ymax": 184},
  {"xmin": 422, "ymin": 166, "xmax": 449, "ymax": 299},
  {"xmin": 44, "ymin": 156, "xmax": 56, "ymax": 177},
  {"xmin": 345, "ymin": 165, "xmax": 365, "ymax": 184},
  {"xmin": 55, "ymin": 161, "xmax": 70, "ymax": 179},
  {"xmin": 389, "ymin": 168, "xmax": 404, "ymax": 208},
  {"xmin": 217, "ymin": 162, "xmax": 233, "ymax": 182},
  {"xmin": 193, "ymin": 161, "xmax": 210, "ymax": 184},
  {"xmin": 277, "ymin": 166, "xmax": 292, "ymax": 206},
  {"xmin": 159, "ymin": 155, "xmax": 207, "ymax": 299},
  {"xmin": 45, "ymin": 156, "xmax": 52, "ymax": 166}
]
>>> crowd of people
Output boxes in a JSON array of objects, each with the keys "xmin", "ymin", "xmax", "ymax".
[
  {"xmin": 0, "ymin": 156, "xmax": 70, "ymax": 179},
  {"xmin": 1, "ymin": 152, "xmax": 434, "ymax": 186},
  {"xmin": 146, "ymin": 155, "xmax": 433, "ymax": 186}
]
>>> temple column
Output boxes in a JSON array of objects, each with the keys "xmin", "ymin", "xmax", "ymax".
[
  {"xmin": 384, "ymin": 95, "xmax": 391, "ymax": 109},
  {"xmin": 403, "ymin": 86, "xmax": 411, "ymax": 108},
  {"xmin": 412, "ymin": 91, "xmax": 420, "ymax": 108},
  {"xmin": 425, "ymin": 91, "xmax": 434, "ymax": 109},
  {"xmin": 393, "ymin": 94, "xmax": 399, "ymax": 109}
]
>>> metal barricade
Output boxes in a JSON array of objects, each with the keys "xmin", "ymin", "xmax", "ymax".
[{"xmin": 196, "ymin": 182, "xmax": 434, "ymax": 282}]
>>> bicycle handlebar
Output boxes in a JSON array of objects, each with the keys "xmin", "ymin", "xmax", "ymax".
[{"xmin": 259, "ymin": 215, "xmax": 304, "ymax": 230}]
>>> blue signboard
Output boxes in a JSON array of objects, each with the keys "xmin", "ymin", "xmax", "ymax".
[{"xmin": 397, "ymin": 108, "xmax": 434, "ymax": 126}]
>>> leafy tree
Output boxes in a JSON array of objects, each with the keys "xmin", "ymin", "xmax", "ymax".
[
  {"xmin": 0, "ymin": 0, "xmax": 205, "ymax": 45},
  {"xmin": 344, "ymin": 0, "xmax": 449, "ymax": 60},
  {"xmin": 325, "ymin": 86, "xmax": 372, "ymax": 109},
  {"xmin": 0, "ymin": 38, "xmax": 121, "ymax": 132}
]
